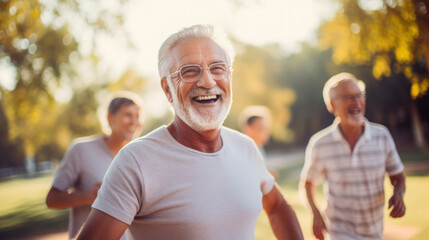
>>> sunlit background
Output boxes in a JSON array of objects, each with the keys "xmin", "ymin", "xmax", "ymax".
[{"xmin": 1, "ymin": 0, "xmax": 429, "ymax": 239}]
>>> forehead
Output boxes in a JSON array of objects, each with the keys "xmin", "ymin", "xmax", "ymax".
[
  {"xmin": 334, "ymin": 80, "xmax": 362, "ymax": 94},
  {"xmin": 250, "ymin": 117, "xmax": 269, "ymax": 127},
  {"xmin": 169, "ymin": 38, "xmax": 227, "ymax": 68},
  {"xmin": 115, "ymin": 103, "xmax": 139, "ymax": 113}
]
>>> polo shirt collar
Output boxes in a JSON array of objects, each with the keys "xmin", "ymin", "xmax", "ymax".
[{"xmin": 331, "ymin": 117, "xmax": 371, "ymax": 142}]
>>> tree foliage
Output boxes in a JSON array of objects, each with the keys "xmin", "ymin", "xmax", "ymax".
[
  {"xmin": 276, "ymin": 45, "xmax": 334, "ymax": 145},
  {"xmin": 0, "ymin": 0, "xmax": 130, "ymax": 163},
  {"xmin": 0, "ymin": 0, "xmax": 78, "ymax": 157},
  {"xmin": 319, "ymin": 0, "xmax": 429, "ymax": 98},
  {"xmin": 229, "ymin": 43, "xmax": 295, "ymax": 142},
  {"xmin": 319, "ymin": 0, "xmax": 429, "ymax": 149},
  {"xmin": 0, "ymin": 100, "xmax": 25, "ymax": 169}
]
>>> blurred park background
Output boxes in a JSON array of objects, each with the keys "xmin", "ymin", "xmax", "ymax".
[{"xmin": 1, "ymin": 0, "xmax": 429, "ymax": 239}]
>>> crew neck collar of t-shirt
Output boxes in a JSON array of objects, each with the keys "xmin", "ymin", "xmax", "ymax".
[{"xmin": 161, "ymin": 125, "xmax": 225, "ymax": 156}]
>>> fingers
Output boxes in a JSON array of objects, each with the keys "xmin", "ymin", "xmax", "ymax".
[
  {"xmin": 313, "ymin": 225, "xmax": 325, "ymax": 240},
  {"xmin": 389, "ymin": 194, "xmax": 406, "ymax": 218},
  {"xmin": 388, "ymin": 197, "xmax": 393, "ymax": 209}
]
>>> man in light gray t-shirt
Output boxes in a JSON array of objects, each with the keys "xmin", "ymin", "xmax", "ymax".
[
  {"xmin": 51, "ymin": 136, "xmax": 115, "ymax": 238},
  {"xmin": 94, "ymin": 126, "xmax": 273, "ymax": 239},
  {"xmin": 46, "ymin": 92, "xmax": 143, "ymax": 239},
  {"xmin": 77, "ymin": 24, "xmax": 303, "ymax": 240}
]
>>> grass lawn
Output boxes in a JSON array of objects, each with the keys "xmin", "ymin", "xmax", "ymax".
[
  {"xmin": 0, "ymin": 165, "xmax": 428, "ymax": 239},
  {"xmin": 255, "ymin": 161, "xmax": 429, "ymax": 240},
  {"xmin": 0, "ymin": 174, "xmax": 69, "ymax": 239}
]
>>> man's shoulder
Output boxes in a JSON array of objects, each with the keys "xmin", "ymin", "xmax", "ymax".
[
  {"xmin": 70, "ymin": 135, "xmax": 103, "ymax": 148},
  {"xmin": 123, "ymin": 126, "xmax": 167, "ymax": 150},
  {"xmin": 221, "ymin": 126, "xmax": 253, "ymax": 143},
  {"xmin": 366, "ymin": 121, "xmax": 390, "ymax": 133},
  {"xmin": 309, "ymin": 125, "xmax": 336, "ymax": 146}
]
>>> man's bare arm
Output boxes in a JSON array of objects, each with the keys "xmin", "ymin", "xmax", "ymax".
[
  {"xmin": 388, "ymin": 172, "xmax": 406, "ymax": 218},
  {"xmin": 263, "ymin": 184, "xmax": 304, "ymax": 240},
  {"xmin": 303, "ymin": 180, "xmax": 326, "ymax": 240},
  {"xmin": 74, "ymin": 208, "xmax": 128, "ymax": 240},
  {"xmin": 46, "ymin": 183, "xmax": 101, "ymax": 209}
]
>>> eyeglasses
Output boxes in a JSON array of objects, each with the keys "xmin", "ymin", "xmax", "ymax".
[
  {"xmin": 336, "ymin": 92, "xmax": 366, "ymax": 102},
  {"xmin": 167, "ymin": 62, "xmax": 231, "ymax": 83}
]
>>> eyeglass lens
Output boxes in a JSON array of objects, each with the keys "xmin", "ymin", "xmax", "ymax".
[{"xmin": 180, "ymin": 63, "xmax": 229, "ymax": 82}]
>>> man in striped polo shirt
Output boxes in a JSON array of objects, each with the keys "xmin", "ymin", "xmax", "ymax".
[{"xmin": 300, "ymin": 72, "xmax": 406, "ymax": 240}]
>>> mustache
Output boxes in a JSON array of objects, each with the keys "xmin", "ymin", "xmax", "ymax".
[{"xmin": 189, "ymin": 86, "xmax": 225, "ymax": 98}]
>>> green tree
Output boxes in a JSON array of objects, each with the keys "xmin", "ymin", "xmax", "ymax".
[
  {"xmin": 0, "ymin": 99, "xmax": 25, "ymax": 170},
  {"xmin": 0, "ymin": 0, "xmax": 130, "ymax": 164},
  {"xmin": 229, "ymin": 42, "xmax": 295, "ymax": 142},
  {"xmin": 0, "ymin": 0, "xmax": 78, "ymax": 157},
  {"xmin": 59, "ymin": 87, "xmax": 102, "ymax": 139},
  {"xmin": 276, "ymin": 45, "xmax": 334, "ymax": 146},
  {"xmin": 319, "ymin": 0, "xmax": 429, "ymax": 149}
]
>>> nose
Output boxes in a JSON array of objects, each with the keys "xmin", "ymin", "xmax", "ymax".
[
  {"xmin": 352, "ymin": 95, "xmax": 365, "ymax": 104},
  {"xmin": 196, "ymin": 68, "xmax": 216, "ymax": 88},
  {"xmin": 131, "ymin": 115, "xmax": 140, "ymax": 127}
]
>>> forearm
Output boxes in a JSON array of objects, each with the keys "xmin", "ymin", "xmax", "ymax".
[
  {"xmin": 267, "ymin": 200, "xmax": 303, "ymax": 240},
  {"xmin": 390, "ymin": 172, "xmax": 406, "ymax": 196},
  {"xmin": 263, "ymin": 185, "xmax": 304, "ymax": 240},
  {"xmin": 304, "ymin": 180, "xmax": 320, "ymax": 214},
  {"xmin": 46, "ymin": 187, "xmax": 92, "ymax": 209}
]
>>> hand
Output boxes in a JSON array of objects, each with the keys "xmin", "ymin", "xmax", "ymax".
[
  {"xmin": 86, "ymin": 182, "xmax": 102, "ymax": 205},
  {"xmin": 388, "ymin": 190, "xmax": 405, "ymax": 218},
  {"xmin": 312, "ymin": 209, "xmax": 327, "ymax": 240}
]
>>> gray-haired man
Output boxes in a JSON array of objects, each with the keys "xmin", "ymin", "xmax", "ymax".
[{"xmin": 77, "ymin": 24, "xmax": 303, "ymax": 240}]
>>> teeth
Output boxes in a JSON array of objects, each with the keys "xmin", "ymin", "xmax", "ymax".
[
  {"xmin": 195, "ymin": 95, "xmax": 217, "ymax": 101},
  {"xmin": 349, "ymin": 109, "xmax": 360, "ymax": 114}
]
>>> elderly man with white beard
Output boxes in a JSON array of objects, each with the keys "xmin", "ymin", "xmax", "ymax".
[
  {"xmin": 76, "ymin": 24, "xmax": 303, "ymax": 240},
  {"xmin": 300, "ymin": 72, "xmax": 406, "ymax": 240}
]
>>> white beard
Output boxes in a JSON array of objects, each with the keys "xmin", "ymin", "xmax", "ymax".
[
  {"xmin": 346, "ymin": 113, "xmax": 364, "ymax": 126},
  {"xmin": 168, "ymin": 81, "xmax": 232, "ymax": 132}
]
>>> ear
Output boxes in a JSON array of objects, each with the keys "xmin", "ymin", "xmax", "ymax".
[
  {"xmin": 161, "ymin": 78, "xmax": 173, "ymax": 103},
  {"xmin": 107, "ymin": 112, "xmax": 113, "ymax": 127},
  {"xmin": 330, "ymin": 99, "xmax": 338, "ymax": 116}
]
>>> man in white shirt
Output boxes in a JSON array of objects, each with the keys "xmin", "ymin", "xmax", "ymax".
[
  {"xmin": 300, "ymin": 72, "xmax": 406, "ymax": 240},
  {"xmin": 76, "ymin": 24, "xmax": 303, "ymax": 240}
]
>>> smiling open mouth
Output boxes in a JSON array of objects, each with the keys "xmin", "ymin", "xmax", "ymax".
[
  {"xmin": 348, "ymin": 107, "xmax": 361, "ymax": 114},
  {"xmin": 193, "ymin": 95, "xmax": 220, "ymax": 103}
]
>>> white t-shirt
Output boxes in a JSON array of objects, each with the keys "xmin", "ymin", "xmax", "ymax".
[
  {"xmin": 93, "ymin": 126, "xmax": 274, "ymax": 240},
  {"xmin": 52, "ymin": 136, "xmax": 128, "ymax": 240}
]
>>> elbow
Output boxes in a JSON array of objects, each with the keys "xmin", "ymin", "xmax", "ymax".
[
  {"xmin": 45, "ymin": 188, "xmax": 62, "ymax": 209},
  {"xmin": 45, "ymin": 194, "xmax": 54, "ymax": 209}
]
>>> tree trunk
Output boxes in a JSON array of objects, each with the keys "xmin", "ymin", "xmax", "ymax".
[
  {"xmin": 410, "ymin": 100, "xmax": 426, "ymax": 149},
  {"xmin": 411, "ymin": 0, "xmax": 429, "ymax": 150}
]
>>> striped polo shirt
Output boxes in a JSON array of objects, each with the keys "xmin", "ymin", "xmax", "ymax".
[{"xmin": 301, "ymin": 119, "xmax": 404, "ymax": 240}]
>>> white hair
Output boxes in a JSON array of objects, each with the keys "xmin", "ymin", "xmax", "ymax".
[
  {"xmin": 158, "ymin": 24, "xmax": 235, "ymax": 79},
  {"xmin": 323, "ymin": 72, "xmax": 366, "ymax": 113}
]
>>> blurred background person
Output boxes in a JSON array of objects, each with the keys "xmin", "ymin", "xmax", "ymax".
[
  {"xmin": 45, "ymin": 91, "xmax": 144, "ymax": 239},
  {"xmin": 239, "ymin": 105, "xmax": 278, "ymax": 179},
  {"xmin": 300, "ymin": 72, "xmax": 406, "ymax": 240}
]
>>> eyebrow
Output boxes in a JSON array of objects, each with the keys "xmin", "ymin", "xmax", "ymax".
[{"xmin": 179, "ymin": 61, "xmax": 228, "ymax": 68}]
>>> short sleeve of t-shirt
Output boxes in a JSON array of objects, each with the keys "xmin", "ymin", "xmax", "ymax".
[
  {"xmin": 301, "ymin": 137, "xmax": 325, "ymax": 184},
  {"xmin": 383, "ymin": 128, "xmax": 404, "ymax": 176},
  {"xmin": 92, "ymin": 148, "xmax": 143, "ymax": 225},
  {"xmin": 252, "ymin": 142, "xmax": 274, "ymax": 195},
  {"xmin": 52, "ymin": 143, "xmax": 81, "ymax": 191}
]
